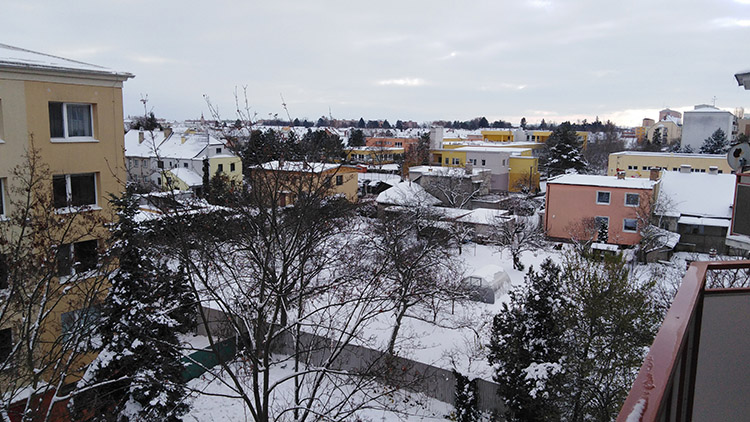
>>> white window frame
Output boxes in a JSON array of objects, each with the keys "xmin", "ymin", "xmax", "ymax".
[
  {"xmin": 0, "ymin": 98, "xmax": 5, "ymax": 143},
  {"xmin": 53, "ymin": 173, "xmax": 99, "ymax": 213},
  {"xmin": 452, "ymin": 158, "xmax": 460, "ymax": 165},
  {"xmin": 596, "ymin": 191, "xmax": 611, "ymax": 205},
  {"xmin": 624, "ymin": 193, "xmax": 640, "ymax": 207},
  {"xmin": 623, "ymin": 218, "xmax": 638, "ymax": 233},
  {"xmin": 49, "ymin": 102, "xmax": 97, "ymax": 142}
]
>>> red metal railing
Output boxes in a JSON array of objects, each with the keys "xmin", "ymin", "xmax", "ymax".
[{"xmin": 617, "ymin": 260, "xmax": 750, "ymax": 422}]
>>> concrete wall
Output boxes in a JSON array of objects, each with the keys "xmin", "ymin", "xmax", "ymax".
[{"xmin": 681, "ymin": 109, "xmax": 735, "ymax": 151}]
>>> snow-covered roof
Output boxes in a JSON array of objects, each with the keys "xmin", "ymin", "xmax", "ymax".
[
  {"xmin": 0, "ymin": 43, "xmax": 132, "ymax": 79},
  {"xmin": 357, "ymin": 172, "xmax": 401, "ymax": 185},
  {"xmin": 409, "ymin": 165, "xmax": 490, "ymax": 178},
  {"xmin": 260, "ymin": 160, "xmax": 340, "ymax": 173},
  {"xmin": 168, "ymin": 167, "xmax": 203, "ymax": 187},
  {"xmin": 657, "ymin": 171, "xmax": 735, "ymax": 219},
  {"xmin": 547, "ymin": 174, "xmax": 658, "ymax": 190},
  {"xmin": 591, "ymin": 242, "xmax": 619, "ymax": 252},
  {"xmin": 376, "ymin": 181, "xmax": 441, "ymax": 206},
  {"xmin": 124, "ymin": 128, "xmax": 231, "ymax": 160},
  {"xmin": 455, "ymin": 208, "xmax": 510, "ymax": 225},
  {"xmin": 677, "ymin": 216, "xmax": 731, "ymax": 228},
  {"xmin": 451, "ymin": 146, "xmax": 513, "ymax": 154},
  {"xmin": 610, "ymin": 151, "xmax": 726, "ymax": 159}
]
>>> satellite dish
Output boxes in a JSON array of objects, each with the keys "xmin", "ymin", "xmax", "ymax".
[{"xmin": 727, "ymin": 142, "xmax": 750, "ymax": 172}]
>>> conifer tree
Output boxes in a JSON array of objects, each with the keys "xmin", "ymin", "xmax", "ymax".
[
  {"xmin": 76, "ymin": 187, "xmax": 195, "ymax": 421},
  {"xmin": 698, "ymin": 128, "xmax": 729, "ymax": 154},
  {"xmin": 542, "ymin": 122, "xmax": 587, "ymax": 176},
  {"xmin": 453, "ymin": 370, "xmax": 480, "ymax": 422},
  {"xmin": 597, "ymin": 221, "xmax": 608, "ymax": 243},
  {"xmin": 488, "ymin": 259, "xmax": 567, "ymax": 421}
]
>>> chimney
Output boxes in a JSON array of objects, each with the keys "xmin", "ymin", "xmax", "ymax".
[
  {"xmin": 617, "ymin": 171, "xmax": 625, "ymax": 180},
  {"xmin": 138, "ymin": 130, "xmax": 144, "ymax": 144},
  {"xmin": 164, "ymin": 127, "xmax": 173, "ymax": 138},
  {"xmin": 680, "ymin": 164, "xmax": 692, "ymax": 174},
  {"xmin": 649, "ymin": 167, "xmax": 660, "ymax": 181},
  {"xmin": 708, "ymin": 166, "xmax": 719, "ymax": 175}
]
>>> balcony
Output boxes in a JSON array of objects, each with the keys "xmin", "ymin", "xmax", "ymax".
[{"xmin": 618, "ymin": 260, "xmax": 750, "ymax": 421}]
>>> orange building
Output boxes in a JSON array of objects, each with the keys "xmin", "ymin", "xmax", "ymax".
[{"xmin": 545, "ymin": 174, "xmax": 659, "ymax": 245}]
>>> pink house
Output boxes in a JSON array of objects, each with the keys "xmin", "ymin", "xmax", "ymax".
[{"xmin": 545, "ymin": 174, "xmax": 659, "ymax": 245}]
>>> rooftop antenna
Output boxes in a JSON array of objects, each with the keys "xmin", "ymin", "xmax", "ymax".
[
  {"xmin": 712, "ymin": 96, "xmax": 717, "ymax": 107},
  {"xmin": 280, "ymin": 93, "xmax": 292, "ymax": 124},
  {"xmin": 140, "ymin": 94, "xmax": 149, "ymax": 117}
]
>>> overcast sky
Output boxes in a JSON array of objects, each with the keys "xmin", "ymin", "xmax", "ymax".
[{"xmin": 4, "ymin": 0, "xmax": 750, "ymax": 127}]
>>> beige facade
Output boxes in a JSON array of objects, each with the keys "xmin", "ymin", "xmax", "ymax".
[
  {"xmin": 646, "ymin": 119, "xmax": 682, "ymax": 145},
  {"xmin": 608, "ymin": 151, "xmax": 732, "ymax": 178},
  {"xmin": 0, "ymin": 45, "xmax": 132, "ymax": 390}
]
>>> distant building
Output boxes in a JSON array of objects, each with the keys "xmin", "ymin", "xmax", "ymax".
[
  {"xmin": 655, "ymin": 168, "xmax": 736, "ymax": 254},
  {"xmin": 408, "ymin": 165, "xmax": 491, "ymax": 208},
  {"xmin": 659, "ymin": 108, "xmax": 682, "ymax": 122},
  {"xmin": 257, "ymin": 161, "xmax": 359, "ymax": 205},
  {"xmin": 124, "ymin": 127, "xmax": 242, "ymax": 193},
  {"xmin": 545, "ymin": 174, "xmax": 659, "ymax": 246},
  {"xmin": 681, "ymin": 105, "xmax": 736, "ymax": 151},
  {"xmin": 608, "ymin": 151, "xmax": 732, "ymax": 178}
]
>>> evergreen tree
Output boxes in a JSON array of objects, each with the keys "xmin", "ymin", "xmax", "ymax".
[
  {"xmin": 453, "ymin": 370, "xmax": 480, "ymax": 422},
  {"xmin": 681, "ymin": 144, "xmax": 694, "ymax": 153},
  {"xmin": 478, "ymin": 116, "xmax": 489, "ymax": 128},
  {"xmin": 488, "ymin": 259, "xmax": 567, "ymax": 422},
  {"xmin": 597, "ymin": 221, "xmax": 608, "ymax": 243},
  {"xmin": 348, "ymin": 129, "xmax": 366, "ymax": 147},
  {"xmin": 699, "ymin": 128, "xmax": 729, "ymax": 154},
  {"xmin": 542, "ymin": 122, "xmax": 587, "ymax": 176},
  {"xmin": 395, "ymin": 120, "xmax": 404, "ymax": 130},
  {"xmin": 382, "ymin": 119, "xmax": 391, "ymax": 129},
  {"xmin": 561, "ymin": 253, "xmax": 659, "ymax": 422},
  {"xmin": 358, "ymin": 117, "xmax": 366, "ymax": 128},
  {"xmin": 520, "ymin": 117, "xmax": 527, "ymax": 129},
  {"xmin": 76, "ymin": 187, "xmax": 195, "ymax": 421},
  {"xmin": 202, "ymin": 157, "xmax": 211, "ymax": 198},
  {"xmin": 540, "ymin": 119, "xmax": 548, "ymax": 130}
]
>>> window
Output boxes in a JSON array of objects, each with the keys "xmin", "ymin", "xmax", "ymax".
[
  {"xmin": 0, "ymin": 328, "xmax": 11, "ymax": 363},
  {"xmin": 642, "ymin": 166, "xmax": 647, "ymax": 170},
  {"xmin": 452, "ymin": 158, "xmax": 460, "ymax": 165},
  {"xmin": 217, "ymin": 164, "xmax": 224, "ymax": 172},
  {"xmin": 625, "ymin": 193, "xmax": 640, "ymax": 207},
  {"xmin": 230, "ymin": 162, "xmax": 236, "ymax": 172},
  {"xmin": 0, "ymin": 178, "xmax": 5, "ymax": 217},
  {"xmin": 596, "ymin": 191, "xmax": 611, "ymax": 205},
  {"xmin": 445, "ymin": 158, "xmax": 449, "ymax": 165},
  {"xmin": 672, "ymin": 167, "xmax": 677, "ymax": 171},
  {"xmin": 482, "ymin": 159, "xmax": 486, "ymax": 166},
  {"xmin": 157, "ymin": 160, "xmax": 164, "ymax": 169},
  {"xmin": 395, "ymin": 142, "xmax": 402, "ymax": 147},
  {"xmin": 49, "ymin": 102, "xmax": 93, "ymax": 139},
  {"xmin": 719, "ymin": 170, "xmax": 724, "ymax": 174},
  {"xmin": 183, "ymin": 162, "xmax": 188, "ymax": 168},
  {"xmin": 623, "ymin": 218, "xmax": 638, "ymax": 233},
  {"xmin": 56, "ymin": 239, "xmax": 98, "ymax": 277},
  {"xmin": 61, "ymin": 306, "xmax": 100, "ymax": 342},
  {"xmin": 216, "ymin": 147, "xmax": 222, "ymax": 154},
  {"xmin": 53, "ymin": 173, "xmax": 96, "ymax": 209},
  {"xmin": 336, "ymin": 175, "xmax": 343, "ymax": 186}
]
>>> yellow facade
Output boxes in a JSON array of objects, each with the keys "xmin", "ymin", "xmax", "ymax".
[
  {"xmin": 607, "ymin": 152, "xmax": 732, "ymax": 178},
  {"xmin": 439, "ymin": 149, "xmax": 468, "ymax": 167},
  {"xmin": 0, "ymin": 47, "xmax": 132, "ymax": 390},
  {"xmin": 481, "ymin": 130, "xmax": 514, "ymax": 142},
  {"xmin": 508, "ymin": 156, "xmax": 540, "ymax": 192},
  {"xmin": 210, "ymin": 156, "xmax": 243, "ymax": 183},
  {"xmin": 528, "ymin": 130, "xmax": 588, "ymax": 148}
]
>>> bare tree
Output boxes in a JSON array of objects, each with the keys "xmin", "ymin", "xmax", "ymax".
[
  {"xmin": 369, "ymin": 206, "xmax": 465, "ymax": 356},
  {"xmin": 0, "ymin": 146, "xmax": 114, "ymax": 421},
  {"xmin": 419, "ymin": 168, "xmax": 487, "ymax": 209},
  {"xmin": 493, "ymin": 215, "xmax": 546, "ymax": 270}
]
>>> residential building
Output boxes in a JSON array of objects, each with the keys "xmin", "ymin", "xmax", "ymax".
[
  {"xmin": 408, "ymin": 165, "xmax": 491, "ymax": 208},
  {"xmin": 607, "ymin": 151, "xmax": 732, "ymax": 178},
  {"xmin": 659, "ymin": 108, "xmax": 682, "ymax": 122},
  {"xmin": 364, "ymin": 136, "xmax": 418, "ymax": 149},
  {"xmin": 124, "ymin": 127, "xmax": 242, "ymax": 193},
  {"xmin": 257, "ymin": 161, "xmax": 359, "ymax": 205},
  {"xmin": 345, "ymin": 146, "xmax": 404, "ymax": 164},
  {"xmin": 681, "ymin": 104, "xmax": 736, "ymax": 151},
  {"xmin": 646, "ymin": 115, "xmax": 682, "ymax": 145},
  {"xmin": 545, "ymin": 174, "xmax": 659, "ymax": 245},
  {"xmin": 526, "ymin": 130, "xmax": 589, "ymax": 148},
  {"xmin": 0, "ymin": 43, "xmax": 132, "ymax": 394},
  {"xmin": 655, "ymin": 168, "xmax": 736, "ymax": 254}
]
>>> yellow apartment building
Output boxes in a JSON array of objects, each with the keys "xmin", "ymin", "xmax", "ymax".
[
  {"xmin": 608, "ymin": 151, "xmax": 732, "ymax": 178},
  {"xmin": 256, "ymin": 161, "xmax": 359, "ymax": 205},
  {"xmin": 0, "ymin": 44, "xmax": 132, "ymax": 395}
]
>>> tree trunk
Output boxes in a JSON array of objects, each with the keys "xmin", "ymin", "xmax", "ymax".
[{"xmin": 387, "ymin": 304, "xmax": 408, "ymax": 356}]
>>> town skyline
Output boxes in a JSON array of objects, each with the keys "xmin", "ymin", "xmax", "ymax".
[{"xmin": 3, "ymin": 0, "xmax": 750, "ymax": 127}]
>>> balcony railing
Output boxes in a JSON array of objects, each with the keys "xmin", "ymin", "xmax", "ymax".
[{"xmin": 618, "ymin": 260, "xmax": 750, "ymax": 422}]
